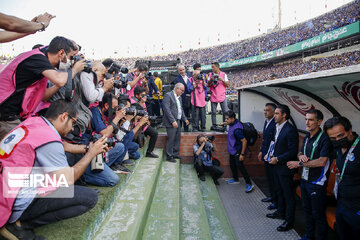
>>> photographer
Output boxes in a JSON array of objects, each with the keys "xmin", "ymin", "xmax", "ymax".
[
  {"xmin": 208, "ymin": 62, "xmax": 230, "ymax": 127},
  {"xmin": 80, "ymin": 61, "xmax": 114, "ymax": 106},
  {"xmin": 86, "ymin": 93, "xmax": 129, "ymax": 186},
  {"xmin": 130, "ymin": 86, "xmax": 159, "ymax": 158},
  {"xmin": 189, "ymin": 70, "xmax": 207, "ymax": 132},
  {"xmin": 125, "ymin": 63, "xmax": 149, "ymax": 99},
  {"xmin": 193, "ymin": 134, "xmax": 224, "ymax": 185},
  {"xmin": 0, "ymin": 100, "xmax": 104, "ymax": 239},
  {"xmin": 0, "ymin": 36, "xmax": 85, "ymax": 140}
]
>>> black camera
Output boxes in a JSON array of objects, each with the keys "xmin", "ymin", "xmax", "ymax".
[
  {"xmin": 213, "ymin": 74, "xmax": 219, "ymax": 85},
  {"xmin": 210, "ymin": 124, "xmax": 226, "ymax": 132},
  {"xmin": 91, "ymin": 133, "xmax": 116, "ymax": 148},
  {"xmin": 108, "ymin": 63, "xmax": 129, "ymax": 75},
  {"xmin": 118, "ymin": 93, "xmax": 129, "ymax": 101},
  {"xmin": 136, "ymin": 109, "xmax": 147, "ymax": 117},
  {"xmin": 113, "ymin": 79, "xmax": 128, "ymax": 89},
  {"xmin": 72, "ymin": 55, "xmax": 92, "ymax": 73},
  {"xmin": 207, "ymin": 135, "xmax": 215, "ymax": 142},
  {"xmin": 205, "ymin": 91, "xmax": 212, "ymax": 102},
  {"xmin": 125, "ymin": 107, "xmax": 136, "ymax": 115},
  {"xmin": 196, "ymin": 74, "xmax": 203, "ymax": 81},
  {"xmin": 145, "ymin": 72, "xmax": 152, "ymax": 80}
]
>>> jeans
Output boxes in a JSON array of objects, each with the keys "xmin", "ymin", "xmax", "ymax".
[
  {"xmin": 20, "ymin": 185, "xmax": 98, "ymax": 229},
  {"xmin": 336, "ymin": 202, "xmax": 360, "ymax": 240},
  {"xmin": 229, "ymin": 154, "xmax": 251, "ymax": 184},
  {"xmin": 192, "ymin": 105, "xmax": 206, "ymax": 130},
  {"xmin": 194, "ymin": 162, "xmax": 224, "ymax": 181},
  {"xmin": 122, "ymin": 131, "xmax": 140, "ymax": 160},
  {"xmin": 300, "ymin": 180, "xmax": 328, "ymax": 240},
  {"xmin": 211, "ymin": 100, "xmax": 228, "ymax": 125},
  {"xmin": 84, "ymin": 142, "xmax": 125, "ymax": 186}
]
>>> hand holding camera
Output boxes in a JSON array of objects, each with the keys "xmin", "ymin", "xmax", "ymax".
[
  {"xmin": 115, "ymin": 108, "xmax": 126, "ymax": 121},
  {"xmin": 103, "ymin": 77, "xmax": 114, "ymax": 92},
  {"xmin": 87, "ymin": 135, "xmax": 107, "ymax": 158}
]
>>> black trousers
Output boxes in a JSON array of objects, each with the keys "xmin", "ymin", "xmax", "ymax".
[
  {"xmin": 144, "ymin": 125, "xmax": 158, "ymax": 153},
  {"xmin": 182, "ymin": 104, "xmax": 190, "ymax": 132},
  {"xmin": 229, "ymin": 154, "xmax": 251, "ymax": 184},
  {"xmin": 264, "ymin": 161, "xmax": 277, "ymax": 205},
  {"xmin": 152, "ymin": 100, "xmax": 162, "ymax": 116},
  {"xmin": 336, "ymin": 202, "xmax": 360, "ymax": 240},
  {"xmin": 194, "ymin": 162, "xmax": 224, "ymax": 180},
  {"xmin": 300, "ymin": 180, "xmax": 328, "ymax": 240},
  {"xmin": 273, "ymin": 167, "xmax": 296, "ymax": 225},
  {"xmin": 192, "ymin": 105, "xmax": 206, "ymax": 130},
  {"xmin": 20, "ymin": 185, "xmax": 98, "ymax": 229}
]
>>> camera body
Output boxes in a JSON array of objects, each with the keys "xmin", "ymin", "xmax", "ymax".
[
  {"xmin": 196, "ymin": 74, "xmax": 204, "ymax": 81},
  {"xmin": 72, "ymin": 55, "xmax": 92, "ymax": 73},
  {"xmin": 90, "ymin": 154, "xmax": 104, "ymax": 173},
  {"xmin": 210, "ymin": 124, "xmax": 226, "ymax": 132},
  {"xmin": 91, "ymin": 133, "xmax": 116, "ymax": 148},
  {"xmin": 205, "ymin": 91, "xmax": 212, "ymax": 102},
  {"xmin": 213, "ymin": 74, "xmax": 219, "ymax": 85}
]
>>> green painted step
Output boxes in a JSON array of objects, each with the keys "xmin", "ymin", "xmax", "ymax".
[
  {"xmin": 142, "ymin": 159, "xmax": 180, "ymax": 240},
  {"xmin": 199, "ymin": 175, "xmax": 236, "ymax": 240},
  {"xmin": 92, "ymin": 148, "xmax": 163, "ymax": 240},
  {"xmin": 180, "ymin": 164, "xmax": 212, "ymax": 240}
]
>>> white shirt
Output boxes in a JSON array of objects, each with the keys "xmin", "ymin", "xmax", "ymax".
[
  {"xmin": 182, "ymin": 75, "xmax": 188, "ymax": 85},
  {"xmin": 275, "ymin": 120, "xmax": 287, "ymax": 143},
  {"xmin": 80, "ymin": 71, "xmax": 104, "ymax": 104},
  {"xmin": 173, "ymin": 90, "xmax": 182, "ymax": 120}
]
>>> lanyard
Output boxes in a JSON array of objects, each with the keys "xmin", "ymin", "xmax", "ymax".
[
  {"xmin": 304, "ymin": 131, "xmax": 323, "ymax": 161},
  {"xmin": 339, "ymin": 136, "xmax": 360, "ymax": 181}
]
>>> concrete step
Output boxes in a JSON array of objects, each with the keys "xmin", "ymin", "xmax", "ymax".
[
  {"xmin": 180, "ymin": 164, "xmax": 212, "ymax": 240},
  {"xmin": 199, "ymin": 175, "xmax": 236, "ymax": 240},
  {"xmin": 142, "ymin": 159, "xmax": 180, "ymax": 240},
  {"xmin": 92, "ymin": 148, "xmax": 163, "ymax": 240}
]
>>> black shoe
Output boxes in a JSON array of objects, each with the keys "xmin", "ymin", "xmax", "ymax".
[
  {"xmin": 173, "ymin": 155, "xmax": 182, "ymax": 160},
  {"xmin": 199, "ymin": 175, "xmax": 205, "ymax": 181},
  {"xmin": 213, "ymin": 179, "xmax": 220, "ymax": 185},
  {"xmin": 192, "ymin": 129, "xmax": 199, "ymax": 132},
  {"xmin": 200, "ymin": 128, "xmax": 206, "ymax": 132},
  {"xmin": 277, "ymin": 220, "xmax": 293, "ymax": 232},
  {"xmin": 267, "ymin": 203, "xmax": 277, "ymax": 210},
  {"xmin": 111, "ymin": 164, "xmax": 132, "ymax": 174},
  {"xmin": 146, "ymin": 152, "xmax": 159, "ymax": 158},
  {"xmin": 261, "ymin": 197, "xmax": 273, "ymax": 203},
  {"xmin": 0, "ymin": 222, "xmax": 45, "ymax": 240},
  {"xmin": 266, "ymin": 211, "xmax": 285, "ymax": 220},
  {"xmin": 166, "ymin": 157, "xmax": 176, "ymax": 163}
]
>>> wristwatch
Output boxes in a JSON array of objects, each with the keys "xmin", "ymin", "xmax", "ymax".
[
  {"xmin": 85, "ymin": 144, "xmax": 90, "ymax": 153},
  {"xmin": 299, "ymin": 161, "xmax": 303, "ymax": 166},
  {"xmin": 37, "ymin": 21, "xmax": 46, "ymax": 32}
]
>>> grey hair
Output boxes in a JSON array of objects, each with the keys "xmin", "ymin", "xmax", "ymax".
[
  {"xmin": 177, "ymin": 64, "xmax": 185, "ymax": 70},
  {"xmin": 175, "ymin": 83, "xmax": 185, "ymax": 89}
]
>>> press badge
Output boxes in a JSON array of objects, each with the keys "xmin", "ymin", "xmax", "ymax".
[{"xmin": 302, "ymin": 167, "xmax": 309, "ymax": 181}]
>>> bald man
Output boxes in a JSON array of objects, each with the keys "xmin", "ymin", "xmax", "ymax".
[
  {"xmin": 80, "ymin": 61, "xmax": 114, "ymax": 106},
  {"xmin": 174, "ymin": 65, "xmax": 192, "ymax": 132}
]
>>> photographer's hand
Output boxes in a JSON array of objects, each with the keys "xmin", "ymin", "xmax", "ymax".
[
  {"xmin": 172, "ymin": 121, "xmax": 178, "ymax": 128},
  {"xmin": 114, "ymin": 108, "xmax": 126, "ymax": 122},
  {"xmin": 87, "ymin": 136, "xmax": 107, "ymax": 158},
  {"xmin": 103, "ymin": 78, "xmax": 114, "ymax": 92},
  {"xmin": 72, "ymin": 59, "xmax": 86, "ymax": 76},
  {"xmin": 139, "ymin": 116, "xmax": 149, "ymax": 126}
]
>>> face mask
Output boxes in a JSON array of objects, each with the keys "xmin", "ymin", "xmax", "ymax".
[
  {"xmin": 332, "ymin": 136, "xmax": 352, "ymax": 149},
  {"xmin": 59, "ymin": 58, "xmax": 72, "ymax": 71},
  {"xmin": 104, "ymin": 108, "xmax": 117, "ymax": 116}
]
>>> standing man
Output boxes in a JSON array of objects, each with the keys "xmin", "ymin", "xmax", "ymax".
[
  {"xmin": 324, "ymin": 116, "xmax": 360, "ymax": 240},
  {"xmin": 208, "ymin": 62, "xmax": 230, "ymax": 127},
  {"xmin": 258, "ymin": 103, "xmax": 277, "ymax": 210},
  {"xmin": 0, "ymin": 36, "xmax": 85, "ymax": 140},
  {"xmin": 174, "ymin": 65, "xmax": 192, "ymax": 132},
  {"xmin": 152, "ymin": 72, "xmax": 163, "ymax": 116},
  {"xmin": 162, "ymin": 83, "xmax": 189, "ymax": 162},
  {"xmin": 222, "ymin": 110, "xmax": 254, "ymax": 193},
  {"xmin": 287, "ymin": 109, "xmax": 331, "ymax": 240},
  {"xmin": 266, "ymin": 104, "xmax": 298, "ymax": 232},
  {"xmin": 189, "ymin": 70, "xmax": 207, "ymax": 132}
]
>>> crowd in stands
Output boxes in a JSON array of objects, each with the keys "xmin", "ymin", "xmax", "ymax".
[{"xmin": 228, "ymin": 50, "xmax": 360, "ymax": 87}]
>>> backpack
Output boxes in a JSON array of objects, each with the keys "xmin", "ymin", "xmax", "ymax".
[{"xmin": 241, "ymin": 122, "xmax": 258, "ymax": 146}]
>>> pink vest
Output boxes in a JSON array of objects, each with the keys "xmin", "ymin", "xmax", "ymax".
[
  {"xmin": 209, "ymin": 71, "xmax": 227, "ymax": 103},
  {"xmin": 189, "ymin": 77, "xmax": 206, "ymax": 107},
  {"xmin": 0, "ymin": 48, "xmax": 49, "ymax": 119},
  {"xmin": 126, "ymin": 73, "xmax": 144, "ymax": 99},
  {"xmin": 0, "ymin": 117, "xmax": 62, "ymax": 228}
]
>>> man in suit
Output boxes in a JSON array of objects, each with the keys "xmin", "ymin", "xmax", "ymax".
[
  {"xmin": 258, "ymin": 103, "xmax": 277, "ymax": 210},
  {"xmin": 162, "ymin": 83, "xmax": 189, "ymax": 162},
  {"xmin": 266, "ymin": 104, "xmax": 299, "ymax": 232},
  {"xmin": 174, "ymin": 65, "xmax": 192, "ymax": 132}
]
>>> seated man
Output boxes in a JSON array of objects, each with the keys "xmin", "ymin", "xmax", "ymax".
[
  {"xmin": 86, "ymin": 93, "xmax": 129, "ymax": 186},
  {"xmin": 0, "ymin": 100, "xmax": 106, "ymax": 239},
  {"xmin": 193, "ymin": 134, "xmax": 224, "ymax": 185},
  {"xmin": 131, "ymin": 86, "xmax": 159, "ymax": 158}
]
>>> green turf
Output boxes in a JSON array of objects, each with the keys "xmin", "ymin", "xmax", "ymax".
[
  {"xmin": 180, "ymin": 164, "xmax": 212, "ymax": 240},
  {"xmin": 92, "ymin": 148, "xmax": 163, "ymax": 240},
  {"xmin": 199, "ymin": 175, "xmax": 237, "ymax": 240},
  {"xmin": 142, "ymin": 159, "xmax": 180, "ymax": 240}
]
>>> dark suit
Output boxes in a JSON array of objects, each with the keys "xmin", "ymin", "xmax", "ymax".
[
  {"xmin": 260, "ymin": 118, "xmax": 277, "ymax": 203},
  {"xmin": 162, "ymin": 91, "xmax": 187, "ymax": 158},
  {"xmin": 272, "ymin": 121, "xmax": 299, "ymax": 225},
  {"xmin": 174, "ymin": 73, "xmax": 192, "ymax": 131}
]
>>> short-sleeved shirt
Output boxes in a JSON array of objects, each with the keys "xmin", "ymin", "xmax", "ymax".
[
  {"xmin": 91, "ymin": 107, "xmax": 107, "ymax": 133},
  {"xmin": 0, "ymin": 49, "xmax": 55, "ymax": 118},
  {"xmin": 9, "ymin": 118, "xmax": 68, "ymax": 223},
  {"xmin": 300, "ymin": 129, "xmax": 332, "ymax": 185},
  {"xmin": 193, "ymin": 142, "xmax": 213, "ymax": 166}
]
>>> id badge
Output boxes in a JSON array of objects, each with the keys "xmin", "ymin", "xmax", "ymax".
[
  {"xmin": 333, "ymin": 174, "xmax": 340, "ymax": 199},
  {"xmin": 301, "ymin": 167, "xmax": 309, "ymax": 181}
]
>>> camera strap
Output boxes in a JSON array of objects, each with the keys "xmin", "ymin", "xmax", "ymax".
[{"xmin": 64, "ymin": 69, "xmax": 75, "ymax": 102}]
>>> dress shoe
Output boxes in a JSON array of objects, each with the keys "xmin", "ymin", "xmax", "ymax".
[
  {"xmin": 166, "ymin": 157, "xmax": 176, "ymax": 163},
  {"xmin": 213, "ymin": 179, "xmax": 220, "ymax": 185},
  {"xmin": 261, "ymin": 197, "xmax": 273, "ymax": 203},
  {"xmin": 146, "ymin": 152, "xmax": 159, "ymax": 158},
  {"xmin": 267, "ymin": 203, "xmax": 277, "ymax": 210},
  {"xmin": 276, "ymin": 220, "xmax": 293, "ymax": 232},
  {"xmin": 266, "ymin": 211, "xmax": 285, "ymax": 220},
  {"xmin": 199, "ymin": 175, "xmax": 205, "ymax": 181},
  {"xmin": 173, "ymin": 155, "xmax": 182, "ymax": 160}
]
